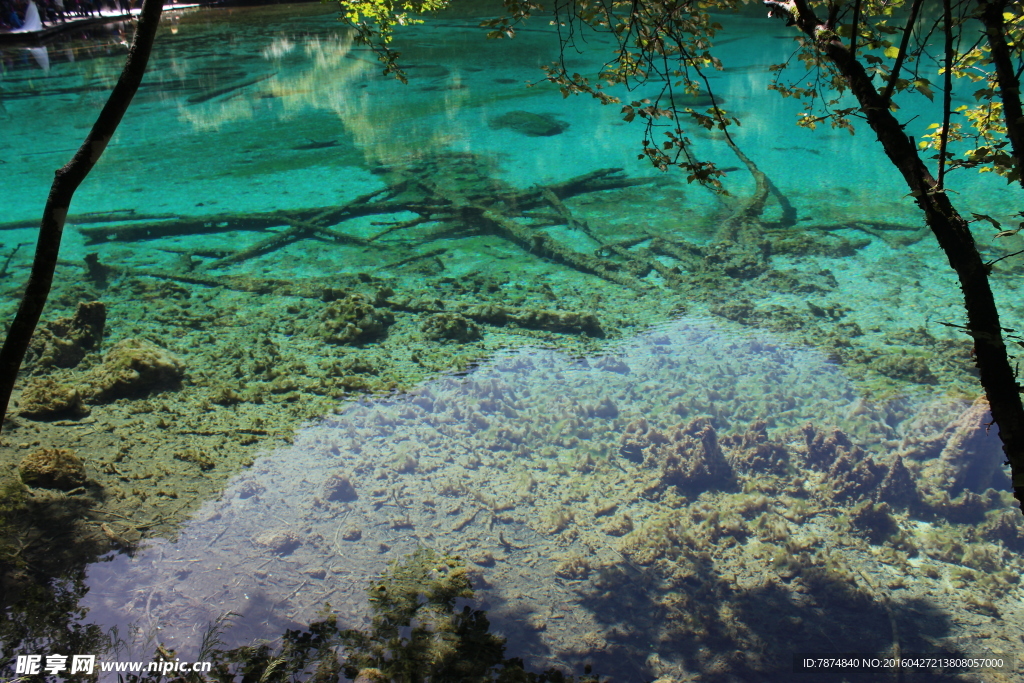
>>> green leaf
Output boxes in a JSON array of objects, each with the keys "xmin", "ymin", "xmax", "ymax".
[
  {"xmin": 971, "ymin": 212, "xmax": 1003, "ymax": 230},
  {"xmin": 884, "ymin": 46, "xmax": 901, "ymax": 59}
]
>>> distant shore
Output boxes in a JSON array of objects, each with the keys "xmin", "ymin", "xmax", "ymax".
[{"xmin": 0, "ymin": 1, "xmax": 200, "ymax": 45}]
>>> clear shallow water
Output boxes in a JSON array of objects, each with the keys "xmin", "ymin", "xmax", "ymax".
[
  {"xmin": 2, "ymin": 2, "xmax": 1020, "ymax": 227},
  {"xmin": 3, "ymin": 2, "xmax": 1024, "ymax": 681},
  {"xmin": 77, "ymin": 315, "xmax": 991, "ymax": 678}
]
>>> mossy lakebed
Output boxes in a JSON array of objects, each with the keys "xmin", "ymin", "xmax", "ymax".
[
  {"xmin": 4, "ymin": 147, "xmax": 1024, "ymax": 679},
  {"xmin": 54, "ymin": 313, "xmax": 1024, "ymax": 681},
  {"xmin": 2, "ymin": 156, "xmax": 1023, "ymax": 679}
]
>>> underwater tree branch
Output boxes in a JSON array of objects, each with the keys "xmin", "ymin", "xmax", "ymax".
[{"xmin": 0, "ymin": 0, "xmax": 165, "ymax": 435}]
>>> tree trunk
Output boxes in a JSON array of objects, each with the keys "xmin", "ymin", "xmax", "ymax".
[
  {"xmin": 975, "ymin": 0, "xmax": 1024, "ymax": 189},
  {"xmin": 0, "ymin": 0, "xmax": 165, "ymax": 434},
  {"xmin": 766, "ymin": 0, "xmax": 1024, "ymax": 514}
]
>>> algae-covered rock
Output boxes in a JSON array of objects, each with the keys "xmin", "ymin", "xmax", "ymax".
[
  {"xmin": 323, "ymin": 472, "xmax": 358, "ymax": 502},
  {"xmin": 51, "ymin": 301, "xmax": 106, "ymax": 348},
  {"xmin": 926, "ymin": 490, "xmax": 992, "ymax": 524},
  {"xmin": 488, "ymin": 110, "xmax": 569, "ymax": 136},
  {"xmin": 601, "ymin": 512, "xmax": 634, "ymax": 537},
  {"xmin": 18, "ymin": 378, "xmax": 87, "ymax": 419},
  {"xmin": 27, "ymin": 301, "xmax": 106, "ymax": 369},
  {"xmin": 353, "ymin": 669, "xmax": 386, "ymax": 683},
  {"xmin": 19, "ymin": 448, "xmax": 87, "ymax": 490},
  {"xmin": 703, "ymin": 242, "xmax": 768, "ymax": 279},
  {"xmin": 420, "ymin": 313, "xmax": 482, "ymax": 343},
  {"xmin": 801, "ymin": 425, "xmax": 891, "ymax": 503},
  {"xmin": 462, "ymin": 304, "xmax": 603, "ymax": 337},
  {"xmin": 27, "ymin": 332, "xmax": 85, "ymax": 369},
  {"xmin": 875, "ymin": 455, "xmax": 920, "ymax": 507},
  {"xmin": 825, "ymin": 452, "xmax": 886, "ymax": 503},
  {"xmin": 619, "ymin": 417, "xmax": 667, "ymax": 463},
  {"xmin": 626, "ymin": 417, "xmax": 733, "ymax": 494},
  {"xmin": 846, "ymin": 500, "xmax": 899, "ymax": 544},
  {"xmin": 801, "ymin": 425, "xmax": 861, "ymax": 471},
  {"xmin": 511, "ymin": 309, "xmax": 604, "ymax": 337},
  {"xmin": 255, "ymin": 529, "xmax": 301, "ymax": 555},
  {"xmin": 709, "ymin": 299, "xmax": 754, "ymax": 323},
  {"xmin": 869, "ymin": 352, "xmax": 937, "ymax": 384},
  {"xmin": 554, "ymin": 554, "xmax": 591, "ymax": 580},
  {"xmin": 339, "ymin": 548, "xmax": 505, "ymax": 681},
  {"xmin": 723, "ymin": 420, "xmax": 790, "ymax": 475},
  {"xmin": 979, "ymin": 509, "xmax": 1024, "ymax": 550},
  {"xmin": 319, "ymin": 294, "xmax": 394, "ymax": 345},
  {"xmin": 920, "ymin": 397, "xmax": 1008, "ymax": 495},
  {"xmin": 87, "ymin": 338, "xmax": 185, "ymax": 401}
]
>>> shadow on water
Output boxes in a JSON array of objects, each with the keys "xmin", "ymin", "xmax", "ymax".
[
  {"xmin": 0, "ymin": 547, "xmax": 981, "ymax": 682},
  {"xmin": 0, "ymin": 549, "xmax": 601, "ymax": 682},
  {"xmin": 573, "ymin": 558, "xmax": 969, "ymax": 682}
]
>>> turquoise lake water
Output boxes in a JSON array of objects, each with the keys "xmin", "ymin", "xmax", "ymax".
[{"xmin": 3, "ymin": 1, "xmax": 1024, "ymax": 681}]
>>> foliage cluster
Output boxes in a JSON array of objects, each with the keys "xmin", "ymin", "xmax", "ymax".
[{"xmin": 338, "ymin": 0, "xmax": 1024, "ymax": 195}]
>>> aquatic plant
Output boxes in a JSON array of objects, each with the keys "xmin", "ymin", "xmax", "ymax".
[
  {"xmin": 18, "ymin": 448, "xmax": 87, "ymax": 491},
  {"xmin": 0, "ymin": 474, "xmax": 29, "ymax": 571}
]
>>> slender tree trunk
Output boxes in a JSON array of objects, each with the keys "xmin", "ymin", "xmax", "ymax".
[
  {"xmin": 766, "ymin": 0, "xmax": 1024, "ymax": 515},
  {"xmin": 975, "ymin": 0, "xmax": 1024, "ymax": 189},
  {"xmin": 0, "ymin": 0, "xmax": 165, "ymax": 435}
]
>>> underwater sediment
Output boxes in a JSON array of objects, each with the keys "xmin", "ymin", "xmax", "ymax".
[{"xmin": 74, "ymin": 316, "xmax": 1023, "ymax": 680}]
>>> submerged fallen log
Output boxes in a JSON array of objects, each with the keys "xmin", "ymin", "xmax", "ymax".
[
  {"xmin": 414, "ymin": 175, "xmax": 647, "ymax": 290},
  {"xmin": 805, "ymin": 221, "xmax": 931, "ymax": 247},
  {"xmin": 65, "ymin": 257, "xmax": 605, "ymax": 336},
  {"xmin": 76, "ymin": 187, "xmax": 394, "ymax": 245},
  {"xmin": 78, "ymin": 213, "xmax": 289, "ymax": 244},
  {"xmin": 0, "ymin": 210, "xmax": 178, "ymax": 232},
  {"xmin": 46, "ymin": 153, "xmax": 782, "ymax": 292},
  {"xmin": 715, "ymin": 132, "xmax": 771, "ymax": 248},
  {"xmin": 71, "ymin": 168, "xmax": 649, "ymax": 246}
]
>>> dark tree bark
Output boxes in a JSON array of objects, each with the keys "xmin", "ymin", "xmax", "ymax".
[
  {"xmin": 975, "ymin": 0, "xmax": 1024, "ymax": 189},
  {"xmin": 766, "ymin": 0, "xmax": 1024, "ymax": 514},
  {"xmin": 0, "ymin": 0, "xmax": 165, "ymax": 434}
]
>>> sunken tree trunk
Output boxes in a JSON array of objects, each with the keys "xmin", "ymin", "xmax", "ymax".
[
  {"xmin": 0, "ymin": 0, "xmax": 165, "ymax": 434},
  {"xmin": 766, "ymin": 0, "xmax": 1024, "ymax": 515}
]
